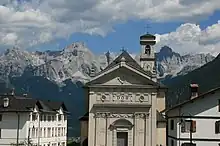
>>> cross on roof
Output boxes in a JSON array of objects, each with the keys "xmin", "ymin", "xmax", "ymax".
[
  {"xmin": 120, "ymin": 47, "xmax": 126, "ymax": 52},
  {"xmin": 144, "ymin": 23, "xmax": 151, "ymax": 34}
]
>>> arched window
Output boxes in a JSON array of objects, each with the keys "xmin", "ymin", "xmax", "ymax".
[{"xmin": 145, "ymin": 45, "xmax": 151, "ymax": 55}]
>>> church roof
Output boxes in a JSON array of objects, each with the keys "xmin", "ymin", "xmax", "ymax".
[
  {"xmin": 79, "ymin": 112, "xmax": 89, "ymax": 121},
  {"xmin": 95, "ymin": 50, "xmax": 152, "ymax": 77},
  {"xmin": 85, "ymin": 50, "xmax": 167, "ymax": 89}
]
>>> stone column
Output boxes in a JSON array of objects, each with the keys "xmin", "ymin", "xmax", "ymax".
[
  {"xmin": 133, "ymin": 114, "xmax": 136, "ymax": 146},
  {"xmin": 105, "ymin": 113, "xmax": 110, "ymax": 146},
  {"xmin": 128, "ymin": 129, "xmax": 132, "ymax": 146},
  {"xmin": 113, "ymin": 129, "xmax": 117, "ymax": 146}
]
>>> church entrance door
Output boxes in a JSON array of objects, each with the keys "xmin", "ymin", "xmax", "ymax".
[{"xmin": 117, "ymin": 132, "xmax": 128, "ymax": 146}]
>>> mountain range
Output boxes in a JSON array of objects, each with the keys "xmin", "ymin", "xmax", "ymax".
[
  {"xmin": 163, "ymin": 53, "xmax": 220, "ymax": 107},
  {"xmin": 0, "ymin": 43, "xmax": 214, "ymax": 84},
  {"xmin": 0, "ymin": 42, "xmax": 215, "ymax": 136}
]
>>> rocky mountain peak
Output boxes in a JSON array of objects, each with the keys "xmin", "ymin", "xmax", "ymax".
[
  {"xmin": 63, "ymin": 42, "xmax": 88, "ymax": 53},
  {"xmin": 156, "ymin": 46, "xmax": 215, "ymax": 78},
  {"xmin": 156, "ymin": 46, "xmax": 181, "ymax": 62},
  {"xmin": 0, "ymin": 43, "xmax": 215, "ymax": 84},
  {"xmin": 160, "ymin": 45, "xmax": 173, "ymax": 54}
]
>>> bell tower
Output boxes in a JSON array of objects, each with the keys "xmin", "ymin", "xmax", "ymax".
[{"xmin": 140, "ymin": 33, "xmax": 157, "ymax": 79}]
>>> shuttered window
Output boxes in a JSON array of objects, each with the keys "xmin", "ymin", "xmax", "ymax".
[
  {"xmin": 181, "ymin": 120, "xmax": 196, "ymax": 133},
  {"xmin": 170, "ymin": 119, "xmax": 174, "ymax": 130},
  {"xmin": 192, "ymin": 120, "xmax": 196, "ymax": 132},
  {"xmin": 218, "ymin": 99, "xmax": 220, "ymax": 112},
  {"xmin": 215, "ymin": 121, "xmax": 220, "ymax": 134}
]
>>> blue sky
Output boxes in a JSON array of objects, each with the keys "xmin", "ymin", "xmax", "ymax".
[{"xmin": 0, "ymin": 0, "xmax": 220, "ymax": 55}]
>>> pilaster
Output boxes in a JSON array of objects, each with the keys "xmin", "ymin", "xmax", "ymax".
[{"xmin": 151, "ymin": 93, "xmax": 157, "ymax": 146}]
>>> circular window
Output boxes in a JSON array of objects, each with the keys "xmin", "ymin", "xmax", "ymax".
[
  {"xmin": 101, "ymin": 95, "xmax": 106, "ymax": 101},
  {"xmin": 139, "ymin": 96, "xmax": 145, "ymax": 102}
]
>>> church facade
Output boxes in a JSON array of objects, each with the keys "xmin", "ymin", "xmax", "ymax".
[{"xmin": 79, "ymin": 34, "xmax": 167, "ymax": 146}]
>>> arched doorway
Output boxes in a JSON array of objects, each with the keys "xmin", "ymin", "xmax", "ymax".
[{"xmin": 109, "ymin": 119, "xmax": 133, "ymax": 146}]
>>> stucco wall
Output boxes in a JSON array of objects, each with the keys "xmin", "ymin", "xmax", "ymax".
[
  {"xmin": 157, "ymin": 122, "xmax": 166, "ymax": 146},
  {"xmin": 0, "ymin": 112, "xmax": 29, "ymax": 145},
  {"xmin": 167, "ymin": 90, "xmax": 220, "ymax": 146},
  {"xmin": 157, "ymin": 91, "xmax": 166, "ymax": 112}
]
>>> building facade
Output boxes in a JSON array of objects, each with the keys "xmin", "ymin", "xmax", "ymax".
[
  {"xmin": 0, "ymin": 93, "xmax": 68, "ymax": 146},
  {"xmin": 166, "ymin": 84, "xmax": 220, "ymax": 146},
  {"xmin": 80, "ymin": 33, "xmax": 167, "ymax": 146}
]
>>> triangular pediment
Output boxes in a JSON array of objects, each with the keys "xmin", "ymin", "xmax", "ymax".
[
  {"xmin": 86, "ymin": 65, "xmax": 158, "ymax": 87},
  {"xmin": 85, "ymin": 50, "xmax": 166, "ymax": 89}
]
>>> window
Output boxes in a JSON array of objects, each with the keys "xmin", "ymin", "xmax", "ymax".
[
  {"xmin": 171, "ymin": 139, "xmax": 174, "ymax": 146},
  {"xmin": 181, "ymin": 120, "xmax": 196, "ymax": 133},
  {"xmin": 219, "ymin": 99, "xmax": 220, "ymax": 112},
  {"xmin": 215, "ymin": 121, "xmax": 220, "ymax": 134},
  {"xmin": 40, "ymin": 115, "xmax": 43, "ymax": 121},
  {"xmin": 52, "ymin": 115, "xmax": 55, "ymax": 121},
  {"xmin": 55, "ymin": 127, "xmax": 57, "ymax": 136},
  {"xmin": 58, "ymin": 115, "xmax": 62, "ymax": 121},
  {"xmin": 36, "ymin": 128, "xmax": 38, "ymax": 137},
  {"xmin": 0, "ymin": 129, "xmax": 1, "ymax": 138},
  {"xmin": 44, "ymin": 115, "xmax": 47, "ymax": 121},
  {"xmin": 44, "ymin": 128, "xmax": 46, "ymax": 137},
  {"xmin": 62, "ymin": 142, "xmax": 65, "ymax": 146},
  {"xmin": 170, "ymin": 119, "xmax": 174, "ymax": 130},
  {"xmin": 52, "ymin": 128, "xmax": 54, "ymax": 137},
  {"xmin": 32, "ymin": 128, "xmax": 35, "ymax": 138},
  {"xmin": 48, "ymin": 115, "xmax": 51, "ymax": 121},
  {"xmin": 40, "ymin": 128, "xmax": 42, "ymax": 137},
  {"xmin": 48, "ymin": 128, "xmax": 51, "ymax": 137},
  {"xmin": 58, "ymin": 128, "xmax": 61, "ymax": 137},
  {"xmin": 0, "ymin": 115, "xmax": 2, "ymax": 121},
  {"xmin": 32, "ymin": 113, "xmax": 37, "ymax": 121},
  {"xmin": 181, "ymin": 143, "xmax": 196, "ymax": 146}
]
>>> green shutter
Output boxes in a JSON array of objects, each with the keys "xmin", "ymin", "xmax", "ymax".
[{"xmin": 215, "ymin": 121, "xmax": 219, "ymax": 134}]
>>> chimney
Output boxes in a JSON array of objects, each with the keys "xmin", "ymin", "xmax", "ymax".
[
  {"xmin": 3, "ymin": 97, "xmax": 9, "ymax": 108},
  {"xmin": 190, "ymin": 84, "xmax": 199, "ymax": 99}
]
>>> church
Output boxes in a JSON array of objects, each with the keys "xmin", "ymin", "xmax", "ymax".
[{"xmin": 79, "ymin": 33, "xmax": 167, "ymax": 146}]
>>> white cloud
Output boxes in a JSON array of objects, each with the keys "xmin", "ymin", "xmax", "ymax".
[
  {"xmin": 0, "ymin": 0, "xmax": 219, "ymax": 52},
  {"xmin": 156, "ymin": 22, "xmax": 220, "ymax": 56}
]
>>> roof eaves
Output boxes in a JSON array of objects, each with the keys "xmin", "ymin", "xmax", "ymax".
[
  {"xmin": 166, "ymin": 86, "xmax": 220, "ymax": 113},
  {"xmin": 125, "ymin": 63, "xmax": 152, "ymax": 77},
  {"xmin": 85, "ymin": 63, "xmax": 120, "ymax": 86}
]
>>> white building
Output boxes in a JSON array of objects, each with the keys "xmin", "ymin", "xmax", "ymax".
[
  {"xmin": 79, "ymin": 33, "xmax": 167, "ymax": 146},
  {"xmin": 166, "ymin": 84, "xmax": 220, "ymax": 146},
  {"xmin": 0, "ymin": 92, "xmax": 68, "ymax": 146}
]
